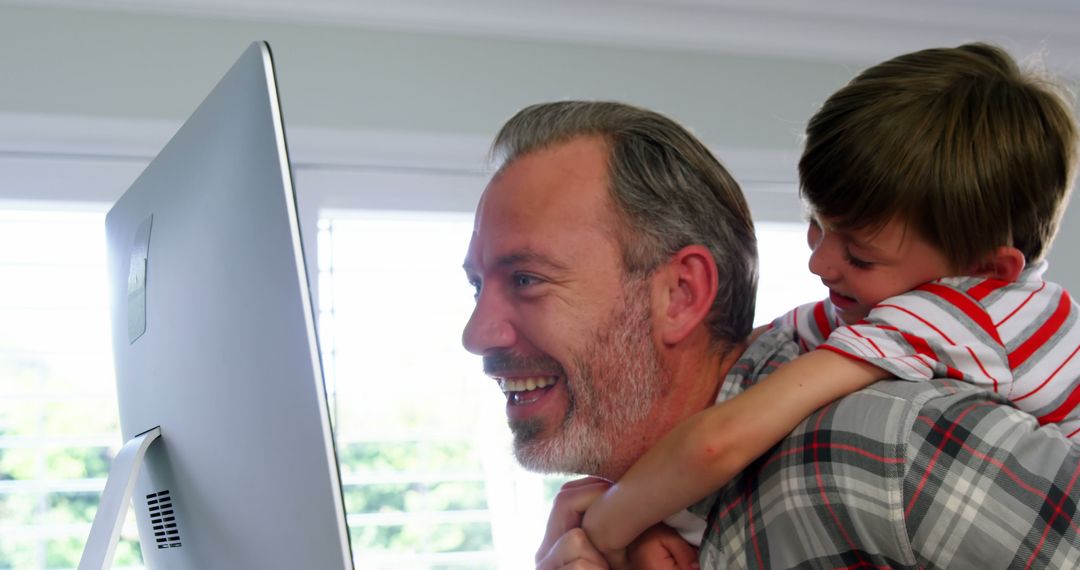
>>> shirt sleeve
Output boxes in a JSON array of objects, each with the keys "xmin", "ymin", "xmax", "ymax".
[
  {"xmin": 903, "ymin": 385, "xmax": 1080, "ymax": 569},
  {"xmin": 771, "ymin": 299, "xmax": 837, "ymax": 353},
  {"xmin": 821, "ymin": 284, "xmax": 1013, "ymax": 391},
  {"xmin": 662, "ymin": 509, "xmax": 707, "ymax": 547}
]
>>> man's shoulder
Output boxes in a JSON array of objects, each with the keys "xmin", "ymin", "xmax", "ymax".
[
  {"xmin": 699, "ymin": 374, "xmax": 1078, "ymax": 569},
  {"xmin": 811, "ymin": 370, "xmax": 1064, "ymax": 464},
  {"xmin": 735, "ymin": 328, "xmax": 1059, "ymax": 463},
  {"xmin": 840, "ymin": 375, "xmax": 1007, "ymax": 420},
  {"xmin": 740, "ymin": 327, "xmax": 1023, "ymax": 429},
  {"xmin": 702, "ymin": 356, "xmax": 1075, "ymax": 569},
  {"xmin": 779, "ymin": 379, "xmax": 1005, "ymax": 480}
]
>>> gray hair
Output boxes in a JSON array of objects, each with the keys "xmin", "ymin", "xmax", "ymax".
[{"xmin": 491, "ymin": 101, "xmax": 758, "ymax": 346}]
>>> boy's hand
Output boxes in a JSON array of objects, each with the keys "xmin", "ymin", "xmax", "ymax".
[
  {"xmin": 535, "ymin": 528, "xmax": 609, "ymax": 570},
  {"xmin": 627, "ymin": 524, "xmax": 699, "ymax": 570},
  {"xmin": 536, "ymin": 477, "xmax": 613, "ymax": 568}
]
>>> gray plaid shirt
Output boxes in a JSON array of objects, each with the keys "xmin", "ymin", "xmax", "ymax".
[{"xmin": 692, "ymin": 328, "xmax": 1080, "ymax": 569}]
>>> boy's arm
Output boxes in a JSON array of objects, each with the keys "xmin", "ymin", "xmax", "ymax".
[{"xmin": 583, "ymin": 349, "xmax": 889, "ymax": 558}]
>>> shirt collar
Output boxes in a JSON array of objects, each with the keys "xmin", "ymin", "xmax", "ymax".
[{"xmin": 715, "ymin": 326, "xmax": 802, "ymax": 404}]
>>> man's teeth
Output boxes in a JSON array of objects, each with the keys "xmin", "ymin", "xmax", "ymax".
[{"xmin": 498, "ymin": 376, "xmax": 557, "ymax": 393}]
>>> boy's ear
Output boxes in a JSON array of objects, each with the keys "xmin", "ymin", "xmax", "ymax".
[
  {"xmin": 650, "ymin": 245, "xmax": 718, "ymax": 346},
  {"xmin": 969, "ymin": 246, "xmax": 1026, "ymax": 282}
]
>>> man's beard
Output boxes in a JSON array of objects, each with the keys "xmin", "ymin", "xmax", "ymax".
[{"xmin": 510, "ymin": 277, "xmax": 666, "ymax": 475}]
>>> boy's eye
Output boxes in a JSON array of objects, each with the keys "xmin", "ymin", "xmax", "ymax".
[
  {"xmin": 845, "ymin": 250, "xmax": 874, "ymax": 269},
  {"xmin": 806, "ymin": 220, "xmax": 823, "ymax": 247}
]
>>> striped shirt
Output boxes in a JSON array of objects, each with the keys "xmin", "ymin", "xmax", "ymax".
[
  {"xmin": 774, "ymin": 260, "xmax": 1080, "ymax": 439},
  {"xmin": 691, "ymin": 327, "xmax": 1080, "ymax": 569}
]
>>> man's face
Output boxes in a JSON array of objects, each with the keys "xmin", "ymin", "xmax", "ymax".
[{"xmin": 461, "ymin": 136, "xmax": 666, "ymax": 476}]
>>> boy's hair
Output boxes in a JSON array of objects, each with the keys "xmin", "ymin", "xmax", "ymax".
[{"xmin": 799, "ymin": 42, "xmax": 1079, "ymax": 270}]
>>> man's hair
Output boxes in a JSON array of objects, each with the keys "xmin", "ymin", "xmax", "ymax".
[
  {"xmin": 491, "ymin": 101, "xmax": 758, "ymax": 346},
  {"xmin": 800, "ymin": 42, "xmax": 1079, "ymax": 270}
]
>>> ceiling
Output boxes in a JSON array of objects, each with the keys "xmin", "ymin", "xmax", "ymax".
[{"xmin": 6, "ymin": 0, "xmax": 1080, "ymax": 71}]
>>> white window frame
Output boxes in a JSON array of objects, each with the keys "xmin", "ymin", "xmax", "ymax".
[{"xmin": 0, "ymin": 112, "xmax": 808, "ymax": 569}]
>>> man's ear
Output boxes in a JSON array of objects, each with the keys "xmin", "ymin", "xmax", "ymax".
[
  {"xmin": 651, "ymin": 245, "xmax": 718, "ymax": 346},
  {"xmin": 969, "ymin": 246, "xmax": 1025, "ymax": 282}
]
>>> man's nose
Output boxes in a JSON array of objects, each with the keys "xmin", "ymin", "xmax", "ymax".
[{"xmin": 462, "ymin": 290, "xmax": 517, "ymax": 355}]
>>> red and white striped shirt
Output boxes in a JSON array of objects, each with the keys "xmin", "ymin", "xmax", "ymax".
[{"xmin": 774, "ymin": 260, "xmax": 1080, "ymax": 439}]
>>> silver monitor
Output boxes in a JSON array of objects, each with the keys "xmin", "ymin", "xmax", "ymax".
[{"xmin": 86, "ymin": 42, "xmax": 353, "ymax": 569}]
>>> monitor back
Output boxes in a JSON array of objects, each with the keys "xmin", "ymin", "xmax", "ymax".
[{"xmin": 103, "ymin": 42, "xmax": 353, "ymax": 569}]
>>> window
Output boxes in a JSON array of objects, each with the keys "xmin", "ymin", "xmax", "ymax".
[
  {"xmin": 317, "ymin": 211, "xmax": 559, "ymax": 569},
  {"xmin": 754, "ymin": 221, "xmax": 826, "ymax": 325},
  {"xmin": 0, "ymin": 204, "xmax": 823, "ymax": 569},
  {"xmin": 314, "ymin": 212, "xmax": 826, "ymax": 568},
  {"xmin": 0, "ymin": 207, "xmax": 142, "ymax": 569}
]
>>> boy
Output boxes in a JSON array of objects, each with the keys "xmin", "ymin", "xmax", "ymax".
[{"xmin": 580, "ymin": 42, "xmax": 1079, "ymax": 569}]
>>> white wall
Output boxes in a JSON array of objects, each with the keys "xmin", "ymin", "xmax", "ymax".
[
  {"xmin": 1, "ymin": 2, "xmax": 1078, "ymax": 292},
  {"xmin": 0, "ymin": 4, "xmax": 853, "ymax": 149}
]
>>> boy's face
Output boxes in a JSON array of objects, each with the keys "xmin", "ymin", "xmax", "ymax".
[{"xmin": 806, "ymin": 215, "xmax": 956, "ymax": 325}]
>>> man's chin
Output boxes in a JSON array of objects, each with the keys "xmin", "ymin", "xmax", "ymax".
[
  {"xmin": 513, "ymin": 443, "xmax": 568, "ymax": 474},
  {"xmin": 510, "ymin": 419, "xmax": 557, "ymax": 473},
  {"xmin": 510, "ymin": 419, "xmax": 608, "ymax": 475},
  {"xmin": 509, "ymin": 417, "xmax": 543, "ymax": 448}
]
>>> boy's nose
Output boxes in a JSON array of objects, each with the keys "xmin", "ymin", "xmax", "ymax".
[{"xmin": 808, "ymin": 238, "xmax": 840, "ymax": 282}]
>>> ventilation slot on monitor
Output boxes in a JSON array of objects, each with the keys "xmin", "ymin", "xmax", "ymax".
[{"xmin": 146, "ymin": 490, "xmax": 182, "ymax": 549}]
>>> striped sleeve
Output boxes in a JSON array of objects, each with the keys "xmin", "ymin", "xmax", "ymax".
[
  {"xmin": 822, "ymin": 284, "xmax": 1013, "ymax": 391},
  {"xmin": 771, "ymin": 299, "xmax": 837, "ymax": 353},
  {"xmin": 983, "ymin": 279, "xmax": 1080, "ymax": 438}
]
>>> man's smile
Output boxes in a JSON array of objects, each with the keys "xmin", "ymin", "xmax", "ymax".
[
  {"xmin": 483, "ymin": 351, "xmax": 566, "ymax": 406},
  {"xmin": 496, "ymin": 373, "xmax": 567, "ymax": 426},
  {"xmin": 498, "ymin": 376, "xmax": 559, "ymax": 405}
]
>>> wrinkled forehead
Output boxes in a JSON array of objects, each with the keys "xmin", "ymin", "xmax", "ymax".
[
  {"xmin": 477, "ymin": 139, "xmax": 619, "ymax": 229},
  {"xmin": 466, "ymin": 139, "xmax": 626, "ymax": 269}
]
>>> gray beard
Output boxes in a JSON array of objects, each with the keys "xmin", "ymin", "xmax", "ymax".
[{"xmin": 511, "ymin": 279, "xmax": 665, "ymax": 476}]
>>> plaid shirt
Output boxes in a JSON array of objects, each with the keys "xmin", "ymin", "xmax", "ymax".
[{"xmin": 691, "ymin": 328, "xmax": 1080, "ymax": 569}]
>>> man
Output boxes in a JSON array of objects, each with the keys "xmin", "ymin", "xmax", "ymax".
[{"xmin": 462, "ymin": 101, "xmax": 1080, "ymax": 568}]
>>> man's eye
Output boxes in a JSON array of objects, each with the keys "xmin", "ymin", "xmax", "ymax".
[
  {"xmin": 512, "ymin": 273, "xmax": 540, "ymax": 288},
  {"xmin": 468, "ymin": 278, "xmax": 481, "ymax": 299}
]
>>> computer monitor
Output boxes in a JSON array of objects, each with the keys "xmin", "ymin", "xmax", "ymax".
[{"xmin": 84, "ymin": 42, "xmax": 353, "ymax": 569}]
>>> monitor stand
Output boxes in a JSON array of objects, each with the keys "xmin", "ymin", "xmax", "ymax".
[{"xmin": 78, "ymin": 426, "xmax": 162, "ymax": 570}]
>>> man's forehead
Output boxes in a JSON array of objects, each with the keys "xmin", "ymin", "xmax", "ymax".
[
  {"xmin": 464, "ymin": 246, "xmax": 571, "ymax": 273},
  {"xmin": 475, "ymin": 138, "xmax": 612, "ymax": 223},
  {"xmin": 466, "ymin": 137, "xmax": 624, "ymax": 271}
]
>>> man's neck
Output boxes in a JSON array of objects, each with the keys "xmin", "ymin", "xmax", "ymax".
[{"xmin": 600, "ymin": 337, "xmax": 748, "ymax": 480}]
